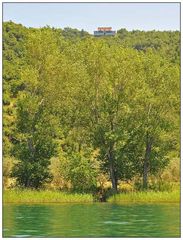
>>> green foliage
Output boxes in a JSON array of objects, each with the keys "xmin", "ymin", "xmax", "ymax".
[
  {"xmin": 64, "ymin": 150, "xmax": 100, "ymax": 193},
  {"xmin": 116, "ymin": 28, "xmax": 180, "ymax": 64},
  {"xmin": 3, "ymin": 22, "xmax": 28, "ymax": 158},
  {"xmin": 3, "ymin": 21, "xmax": 180, "ymax": 193},
  {"xmin": 62, "ymin": 27, "xmax": 90, "ymax": 41},
  {"xmin": 11, "ymin": 94, "xmax": 56, "ymax": 189}
]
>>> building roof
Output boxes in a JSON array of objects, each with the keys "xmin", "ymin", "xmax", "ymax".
[
  {"xmin": 98, "ymin": 27, "xmax": 112, "ymax": 31},
  {"xmin": 94, "ymin": 27, "xmax": 116, "ymax": 36}
]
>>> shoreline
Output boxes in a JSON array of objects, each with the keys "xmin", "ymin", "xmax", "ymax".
[{"xmin": 3, "ymin": 189, "xmax": 180, "ymax": 204}]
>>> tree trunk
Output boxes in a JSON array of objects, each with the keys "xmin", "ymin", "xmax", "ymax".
[
  {"xmin": 108, "ymin": 115, "xmax": 118, "ymax": 192},
  {"xmin": 143, "ymin": 133, "xmax": 152, "ymax": 189},
  {"xmin": 108, "ymin": 144, "xmax": 117, "ymax": 192},
  {"xmin": 94, "ymin": 75, "xmax": 100, "ymax": 124},
  {"xmin": 27, "ymin": 138, "xmax": 35, "ymax": 160}
]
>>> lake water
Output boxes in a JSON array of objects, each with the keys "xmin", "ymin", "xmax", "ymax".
[{"xmin": 3, "ymin": 203, "xmax": 180, "ymax": 237}]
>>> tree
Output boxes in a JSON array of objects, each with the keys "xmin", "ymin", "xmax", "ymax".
[
  {"xmin": 3, "ymin": 22, "xmax": 29, "ymax": 188},
  {"xmin": 62, "ymin": 27, "xmax": 90, "ymax": 41},
  {"xmin": 11, "ymin": 92, "xmax": 56, "ymax": 188},
  {"xmin": 128, "ymin": 50, "xmax": 180, "ymax": 189},
  {"xmin": 84, "ymin": 44, "xmax": 145, "ymax": 192}
]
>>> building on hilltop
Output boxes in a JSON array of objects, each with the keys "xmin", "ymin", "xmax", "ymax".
[{"xmin": 94, "ymin": 27, "xmax": 116, "ymax": 37}]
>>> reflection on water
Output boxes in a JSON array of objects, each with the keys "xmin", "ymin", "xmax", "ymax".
[{"xmin": 3, "ymin": 203, "xmax": 180, "ymax": 237}]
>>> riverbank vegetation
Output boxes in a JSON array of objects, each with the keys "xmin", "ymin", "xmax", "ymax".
[
  {"xmin": 3, "ymin": 21, "xmax": 180, "ymax": 199},
  {"xmin": 4, "ymin": 190, "xmax": 94, "ymax": 203},
  {"xmin": 108, "ymin": 190, "xmax": 180, "ymax": 203},
  {"xmin": 4, "ymin": 188, "xmax": 180, "ymax": 204}
]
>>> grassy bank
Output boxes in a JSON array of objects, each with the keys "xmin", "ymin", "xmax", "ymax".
[
  {"xmin": 107, "ymin": 190, "xmax": 180, "ymax": 203},
  {"xmin": 4, "ymin": 190, "xmax": 94, "ymax": 203},
  {"xmin": 4, "ymin": 189, "xmax": 180, "ymax": 204}
]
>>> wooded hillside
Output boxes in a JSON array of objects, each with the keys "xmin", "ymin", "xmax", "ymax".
[{"xmin": 3, "ymin": 21, "xmax": 180, "ymax": 193}]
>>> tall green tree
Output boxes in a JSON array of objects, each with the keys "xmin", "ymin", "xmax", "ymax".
[
  {"xmin": 128, "ymin": 51, "xmax": 180, "ymax": 189},
  {"xmin": 12, "ymin": 91, "xmax": 56, "ymax": 188}
]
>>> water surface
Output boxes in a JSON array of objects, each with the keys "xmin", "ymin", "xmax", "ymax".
[{"xmin": 3, "ymin": 203, "xmax": 180, "ymax": 237}]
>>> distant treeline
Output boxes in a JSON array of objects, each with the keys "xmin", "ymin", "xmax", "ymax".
[{"xmin": 3, "ymin": 21, "xmax": 180, "ymax": 193}]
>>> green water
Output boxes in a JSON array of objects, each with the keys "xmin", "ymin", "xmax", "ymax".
[{"xmin": 3, "ymin": 203, "xmax": 180, "ymax": 237}]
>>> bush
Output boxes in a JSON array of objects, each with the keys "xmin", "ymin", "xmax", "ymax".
[
  {"xmin": 48, "ymin": 156, "xmax": 69, "ymax": 190},
  {"xmin": 3, "ymin": 157, "xmax": 16, "ymax": 189},
  {"xmin": 66, "ymin": 150, "xmax": 100, "ymax": 193}
]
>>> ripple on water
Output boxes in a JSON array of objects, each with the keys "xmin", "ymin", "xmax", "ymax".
[
  {"xmin": 104, "ymin": 221, "xmax": 129, "ymax": 225},
  {"xmin": 133, "ymin": 219, "xmax": 147, "ymax": 222},
  {"xmin": 3, "ymin": 228, "xmax": 9, "ymax": 231},
  {"xmin": 4, "ymin": 203, "xmax": 180, "ymax": 237},
  {"xmin": 24, "ymin": 229, "xmax": 38, "ymax": 232},
  {"xmin": 11, "ymin": 235, "xmax": 31, "ymax": 237}
]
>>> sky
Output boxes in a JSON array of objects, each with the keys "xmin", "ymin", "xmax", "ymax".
[{"xmin": 3, "ymin": 3, "xmax": 180, "ymax": 33}]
